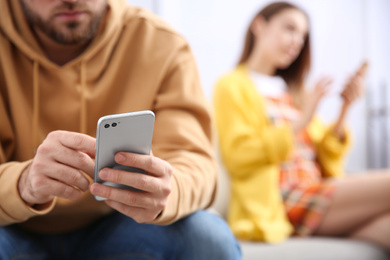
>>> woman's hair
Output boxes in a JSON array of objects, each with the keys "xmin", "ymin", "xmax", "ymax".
[{"xmin": 238, "ymin": 1, "xmax": 311, "ymax": 100}]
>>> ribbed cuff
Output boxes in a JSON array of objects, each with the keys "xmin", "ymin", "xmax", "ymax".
[
  {"xmin": 149, "ymin": 174, "xmax": 180, "ymax": 225},
  {"xmin": 0, "ymin": 161, "xmax": 55, "ymax": 224}
]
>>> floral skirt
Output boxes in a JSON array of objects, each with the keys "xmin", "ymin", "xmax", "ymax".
[{"xmin": 281, "ymin": 180, "xmax": 336, "ymax": 236}]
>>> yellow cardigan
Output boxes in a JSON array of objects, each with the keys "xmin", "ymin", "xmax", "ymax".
[{"xmin": 213, "ymin": 65, "xmax": 351, "ymax": 243}]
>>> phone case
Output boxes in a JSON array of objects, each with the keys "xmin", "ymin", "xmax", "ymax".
[{"xmin": 93, "ymin": 110, "xmax": 155, "ymax": 201}]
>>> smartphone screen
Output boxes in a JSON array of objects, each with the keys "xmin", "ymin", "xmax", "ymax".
[{"xmin": 93, "ymin": 110, "xmax": 155, "ymax": 201}]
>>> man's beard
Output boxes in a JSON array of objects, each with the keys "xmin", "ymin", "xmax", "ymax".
[{"xmin": 20, "ymin": 1, "xmax": 107, "ymax": 45}]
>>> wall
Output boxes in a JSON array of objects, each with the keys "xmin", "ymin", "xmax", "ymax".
[
  {"xmin": 365, "ymin": 0, "xmax": 390, "ymax": 169},
  {"xmin": 128, "ymin": 0, "xmax": 390, "ymax": 172}
]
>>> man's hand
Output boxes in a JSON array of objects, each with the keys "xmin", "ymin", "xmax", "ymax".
[
  {"xmin": 18, "ymin": 131, "xmax": 96, "ymax": 205},
  {"xmin": 90, "ymin": 152, "xmax": 173, "ymax": 223}
]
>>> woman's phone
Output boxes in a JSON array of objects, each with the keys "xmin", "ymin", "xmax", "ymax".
[{"xmin": 93, "ymin": 110, "xmax": 155, "ymax": 201}]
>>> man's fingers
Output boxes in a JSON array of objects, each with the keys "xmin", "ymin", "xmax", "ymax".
[
  {"xmin": 104, "ymin": 200, "xmax": 157, "ymax": 224},
  {"xmin": 90, "ymin": 183, "xmax": 163, "ymax": 210},
  {"xmin": 50, "ymin": 131, "xmax": 96, "ymax": 156},
  {"xmin": 55, "ymin": 147, "xmax": 95, "ymax": 178},
  {"xmin": 114, "ymin": 153, "xmax": 173, "ymax": 178},
  {"xmin": 99, "ymin": 169, "xmax": 160, "ymax": 193},
  {"xmin": 43, "ymin": 131, "xmax": 95, "ymax": 177},
  {"xmin": 21, "ymin": 131, "xmax": 96, "ymax": 205},
  {"xmin": 36, "ymin": 139, "xmax": 95, "ymax": 179},
  {"xmin": 50, "ymin": 182, "xmax": 83, "ymax": 201},
  {"xmin": 34, "ymin": 178, "xmax": 83, "ymax": 201},
  {"xmin": 44, "ymin": 166, "xmax": 90, "ymax": 192}
]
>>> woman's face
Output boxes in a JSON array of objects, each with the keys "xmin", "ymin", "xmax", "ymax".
[{"xmin": 254, "ymin": 8, "xmax": 309, "ymax": 69}]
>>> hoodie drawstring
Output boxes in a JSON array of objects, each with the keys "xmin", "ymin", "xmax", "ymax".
[
  {"xmin": 80, "ymin": 62, "xmax": 87, "ymax": 134},
  {"xmin": 32, "ymin": 61, "xmax": 40, "ymax": 152},
  {"xmin": 31, "ymin": 61, "xmax": 88, "ymax": 153}
]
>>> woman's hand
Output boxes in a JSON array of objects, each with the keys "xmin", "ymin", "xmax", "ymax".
[
  {"xmin": 340, "ymin": 74, "xmax": 365, "ymax": 106},
  {"xmin": 333, "ymin": 72, "xmax": 366, "ymax": 139},
  {"xmin": 292, "ymin": 76, "xmax": 332, "ymax": 133}
]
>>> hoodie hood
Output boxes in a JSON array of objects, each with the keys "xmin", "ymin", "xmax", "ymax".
[{"xmin": 0, "ymin": 0, "xmax": 128, "ymax": 148}]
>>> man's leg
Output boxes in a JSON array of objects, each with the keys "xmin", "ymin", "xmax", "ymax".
[
  {"xmin": 0, "ymin": 225, "xmax": 52, "ymax": 260},
  {"xmin": 0, "ymin": 211, "xmax": 241, "ymax": 260},
  {"xmin": 73, "ymin": 210, "xmax": 241, "ymax": 260}
]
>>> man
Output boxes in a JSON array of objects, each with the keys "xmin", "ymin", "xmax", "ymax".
[{"xmin": 0, "ymin": 0, "xmax": 241, "ymax": 259}]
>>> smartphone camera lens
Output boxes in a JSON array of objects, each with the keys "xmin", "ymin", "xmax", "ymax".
[
  {"xmin": 104, "ymin": 124, "xmax": 110, "ymax": 128},
  {"xmin": 112, "ymin": 122, "xmax": 117, "ymax": 127}
]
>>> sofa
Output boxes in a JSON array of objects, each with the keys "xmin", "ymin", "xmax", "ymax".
[{"xmin": 210, "ymin": 158, "xmax": 390, "ymax": 260}]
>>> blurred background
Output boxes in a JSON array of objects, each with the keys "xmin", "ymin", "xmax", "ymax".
[{"xmin": 128, "ymin": 0, "xmax": 390, "ymax": 173}]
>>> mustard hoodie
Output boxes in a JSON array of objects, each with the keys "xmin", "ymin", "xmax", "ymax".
[
  {"xmin": 214, "ymin": 66, "xmax": 351, "ymax": 243},
  {"xmin": 0, "ymin": 0, "xmax": 217, "ymax": 233}
]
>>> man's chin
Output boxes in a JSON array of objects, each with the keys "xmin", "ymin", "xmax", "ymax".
[{"xmin": 48, "ymin": 25, "xmax": 93, "ymax": 45}]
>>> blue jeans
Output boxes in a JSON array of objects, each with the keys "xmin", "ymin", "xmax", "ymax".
[{"xmin": 0, "ymin": 210, "xmax": 241, "ymax": 260}]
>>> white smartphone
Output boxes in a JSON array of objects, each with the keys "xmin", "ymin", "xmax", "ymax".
[{"xmin": 93, "ymin": 110, "xmax": 155, "ymax": 201}]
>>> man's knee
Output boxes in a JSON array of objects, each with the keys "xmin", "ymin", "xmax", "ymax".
[{"xmin": 174, "ymin": 211, "xmax": 241, "ymax": 260}]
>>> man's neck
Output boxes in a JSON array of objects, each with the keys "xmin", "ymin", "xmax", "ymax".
[{"xmin": 34, "ymin": 28, "xmax": 91, "ymax": 66}]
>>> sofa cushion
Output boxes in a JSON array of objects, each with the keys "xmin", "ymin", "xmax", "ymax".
[
  {"xmin": 240, "ymin": 237, "xmax": 390, "ymax": 260},
  {"xmin": 212, "ymin": 153, "xmax": 390, "ymax": 260}
]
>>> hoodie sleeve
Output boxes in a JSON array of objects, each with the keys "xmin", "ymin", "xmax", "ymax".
[
  {"xmin": 150, "ymin": 41, "xmax": 217, "ymax": 225},
  {"xmin": 0, "ymin": 87, "xmax": 55, "ymax": 226}
]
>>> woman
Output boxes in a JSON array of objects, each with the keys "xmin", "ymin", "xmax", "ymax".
[{"xmin": 213, "ymin": 1, "xmax": 390, "ymax": 250}]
